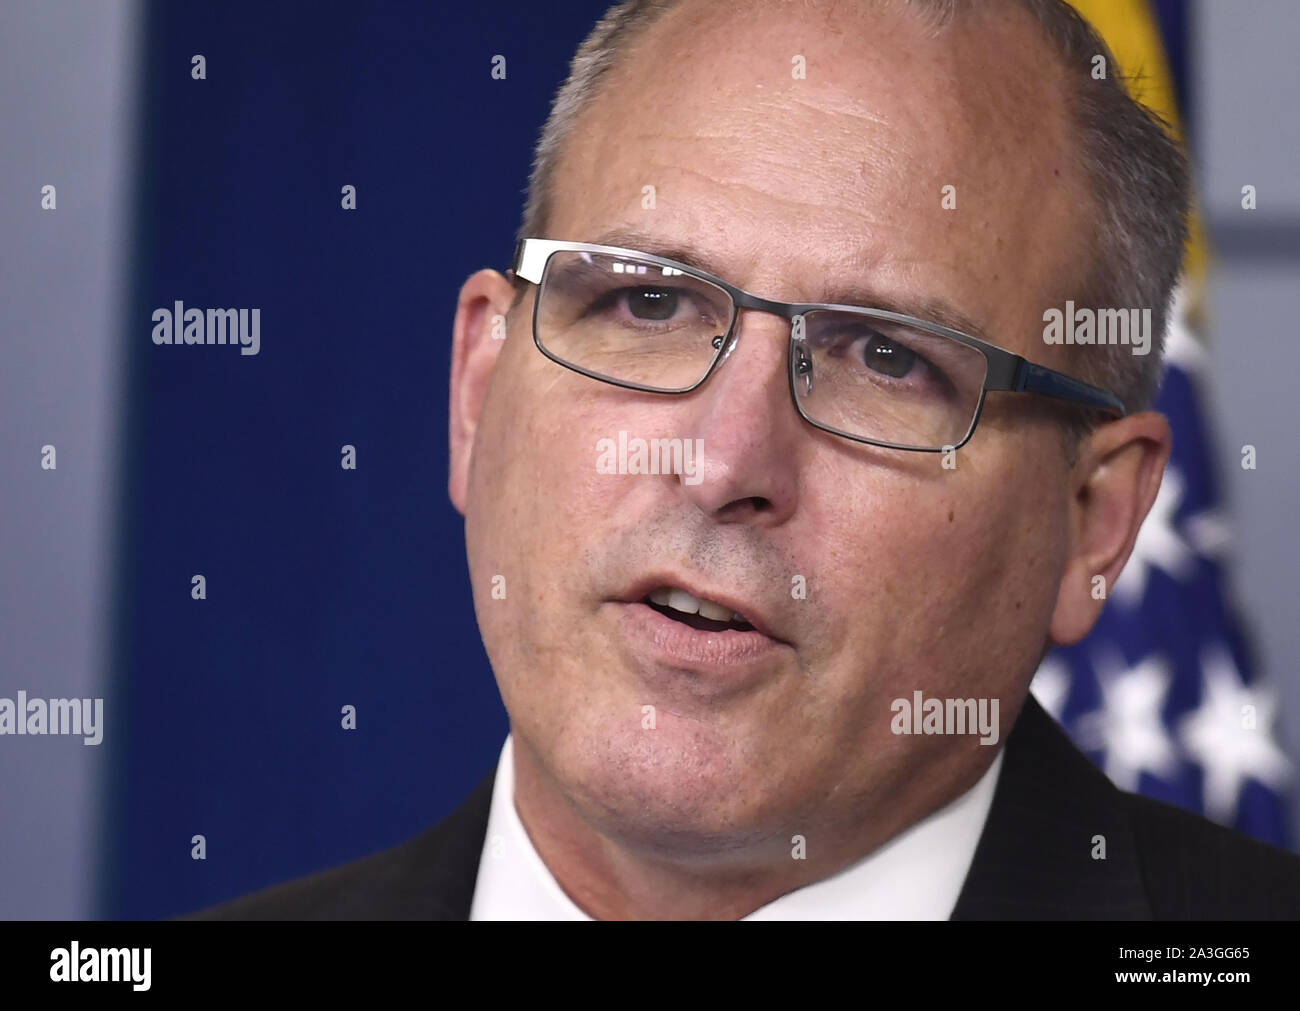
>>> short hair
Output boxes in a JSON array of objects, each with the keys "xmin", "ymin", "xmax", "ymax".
[{"xmin": 516, "ymin": 0, "xmax": 1191, "ymax": 427}]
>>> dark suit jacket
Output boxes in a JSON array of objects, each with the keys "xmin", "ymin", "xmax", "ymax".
[{"xmin": 189, "ymin": 696, "xmax": 1300, "ymax": 920}]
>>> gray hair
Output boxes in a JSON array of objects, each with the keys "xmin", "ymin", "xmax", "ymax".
[{"xmin": 516, "ymin": 0, "xmax": 1191, "ymax": 423}]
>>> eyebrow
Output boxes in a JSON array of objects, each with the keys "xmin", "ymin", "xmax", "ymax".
[{"xmin": 589, "ymin": 226, "xmax": 995, "ymax": 344}]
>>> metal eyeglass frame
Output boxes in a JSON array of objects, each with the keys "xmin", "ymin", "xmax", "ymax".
[{"xmin": 511, "ymin": 237, "xmax": 1127, "ymax": 452}]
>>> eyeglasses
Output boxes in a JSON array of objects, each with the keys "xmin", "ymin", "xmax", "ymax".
[{"xmin": 510, "ymin": 238, "xmax": 1126, "ymax": 452}]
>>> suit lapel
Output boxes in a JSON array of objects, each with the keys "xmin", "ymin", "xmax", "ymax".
[
  {"xmin": 412, "ymin": 768, "xmax": 495, "ymax": 919},
  {"xmin": 951, "ymin": 694, "xmax": 1151, "ymax": 919}
]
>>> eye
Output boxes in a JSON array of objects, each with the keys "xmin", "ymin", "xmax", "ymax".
[
  {"xmin": 625, "ymin": 287, "xmax": 679, "ymax": 321},
  {"xmin": 858, "ymin": 332, "xmax": 918, "ymax": 379}
]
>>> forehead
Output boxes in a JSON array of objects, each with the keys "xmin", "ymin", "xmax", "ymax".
[{"xmin": 546, "ymin": 0, "xmax": 1092, "ymax": 352}]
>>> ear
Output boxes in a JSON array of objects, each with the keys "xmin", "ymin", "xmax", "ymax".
[
  {"xmin": 449, "ymin": 268, "xmax": 517, "ymax": 514},
  {"xmin": 1049, "ymin": 410, "xmax": 1172, "ymax": 645}
]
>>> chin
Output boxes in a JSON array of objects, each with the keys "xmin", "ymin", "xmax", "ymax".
[{"xmin": 547, "ymin": 717, "xmax": 788, "ymax": 858}]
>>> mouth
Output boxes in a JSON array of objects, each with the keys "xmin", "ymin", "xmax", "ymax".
[
  {"xmin": 612, "ymin": 576, "xmax": 792, "ymax": 680},
  {"xmin": 618, "ymin": 575, "xmax": 789, "ymax": 647}
]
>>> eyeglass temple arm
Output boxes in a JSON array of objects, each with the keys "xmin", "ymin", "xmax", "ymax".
[
  {"xmin": 989, "ymin": 358, "xmax": 1126, "ymax": 416},
  {"xmin": 512, "ymin": 238, "xmax": 549, "ymax": 283}
]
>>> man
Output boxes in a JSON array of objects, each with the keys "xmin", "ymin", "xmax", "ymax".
[{"xmin": 194, "ymin": 0, "xmax": 1300, "ymax": 920}]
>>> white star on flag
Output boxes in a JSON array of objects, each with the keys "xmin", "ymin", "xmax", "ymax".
[
  {"xmin": 1178, "ymin": 643, "xmax": 1292, "ymax": 823},
  {"xmin": 1183, "ymin": 508, "xmax": 1232, "ymax": 559},
  {"xmin": 1075, "ymin": 652, "xmax": 1179, "ymax": 792}
]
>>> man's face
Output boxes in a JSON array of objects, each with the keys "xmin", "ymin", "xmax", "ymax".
[{"xmin": 460, "ymin": 1, "xmax": 1093, "ymax": 857}]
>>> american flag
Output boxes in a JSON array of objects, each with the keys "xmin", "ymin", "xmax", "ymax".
[{"xmin": 1031, "ymin": 291, "xmax": 1293, "ymax": 846}]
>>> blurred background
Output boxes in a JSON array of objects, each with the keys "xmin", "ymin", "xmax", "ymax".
[{"xmin": 1, "ymin": 0, "xmax": 1296, "ymax": 919}]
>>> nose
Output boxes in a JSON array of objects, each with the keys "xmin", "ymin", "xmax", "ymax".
[{"xmin": 672, "ymin": 309, "xmax": 802, "ymax": 527}]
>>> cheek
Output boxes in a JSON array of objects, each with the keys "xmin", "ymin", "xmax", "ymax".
[
  {"xmin": 806, "ymin": 443, "xmax": 1065, "ymax": 697},
  {"xmin": 464, "ymin": 353, "xmax": 643, "ymax": 653},
  {"xmin": 912, "ymin": 449, "xmax": 1067, "ymax": 687}
]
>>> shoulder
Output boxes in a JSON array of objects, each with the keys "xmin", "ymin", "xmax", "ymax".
[
  {"xmin": 181, "ymin": 769, "xmax": 495, "ymax": 921},
  {"xmin": 956, "ymin": 696, "xmax": 1300, "ymax": 920},
  {"xmin": 1120, "ymin": 789, "xmax": 1300, "ymax": 919}
]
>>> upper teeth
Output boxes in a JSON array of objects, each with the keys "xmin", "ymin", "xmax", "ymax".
[{"xmin": 649, "ymin": 587, "xmax": 746, "ymax": 624}]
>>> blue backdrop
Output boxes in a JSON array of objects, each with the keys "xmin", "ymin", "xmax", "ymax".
[{"xmin": 101, "ymin": 0, "xmax": 611, "ymax": 919}]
